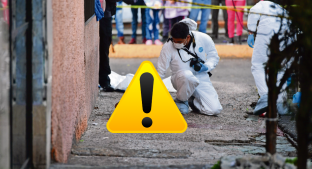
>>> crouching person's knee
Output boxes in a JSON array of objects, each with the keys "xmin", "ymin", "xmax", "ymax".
[
  {"xmin": 173, "ymin": 70, "xmax": 199, "ymax": 86},
  {"xmin": 210, "ymin": 107, "xmax": 222, "ymax": 116},
  {"xmin": 202, "ymin": 104, "xmax": 222, "ymax": 116}
]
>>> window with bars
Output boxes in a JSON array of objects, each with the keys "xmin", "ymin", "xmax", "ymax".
[{"xmin": 85, "ymin": 0, "xmax": 95, "ymax": 22}]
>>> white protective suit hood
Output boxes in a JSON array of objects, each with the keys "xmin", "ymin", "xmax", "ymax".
[{"xmin": 179, "ymin": 18, "xmax": 197, "ymax": 33}]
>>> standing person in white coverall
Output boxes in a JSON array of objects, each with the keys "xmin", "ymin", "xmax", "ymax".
[
  {"xmin": 247, "ymin": 0, "xmax": 290, "ymax": 115},
  {"xmin": 156, "ymin": 18, "xmax": 222, "ymax": 115}
]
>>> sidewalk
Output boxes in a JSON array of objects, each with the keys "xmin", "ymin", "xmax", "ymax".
[
  {"xmin": 51, "ymin": 36, "xmax": 303, "ymax": 169},
  {"xmin": 50, "ymin": 59, "xmax": 297, "ymax": 168}
]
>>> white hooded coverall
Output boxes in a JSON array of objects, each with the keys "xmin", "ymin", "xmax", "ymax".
[
  {"xmin": 156, "ymin": 19, "xmax": 222, "ymax": 115},
  {"xmin": 248, "ymin": 1, "xmax": 289, "ymax": 102}
]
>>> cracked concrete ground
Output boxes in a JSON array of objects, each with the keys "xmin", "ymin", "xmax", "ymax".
[{"xmin": 51, "ymin": 59, "xmax": 296, "ymax": 168}]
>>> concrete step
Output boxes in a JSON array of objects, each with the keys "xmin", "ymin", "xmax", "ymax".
[{"xmin": 109, "ymin": 44, "xmax": 253, "ymax": 58}]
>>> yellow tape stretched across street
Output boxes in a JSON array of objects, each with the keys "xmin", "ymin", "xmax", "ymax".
[
  {"xmin": 117, "ymin": 0, "xmax": 294, "ymax": 19},
  {"xmin": 117, "ymin": 5, "xmax": 290, "ymax": 19},
  {"xmin": 117, "ymin": 5, "xmax": 252, "ymax": 10},
  {"xmin": 118, "ymin": 0, "xmax": 252, "ymax": 11}
]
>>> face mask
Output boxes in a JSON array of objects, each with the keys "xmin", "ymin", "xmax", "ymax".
[
  {"xmin": 173, "ymin": 42, "xmax": 185, "ymax": 49},
  {"xmin": 173, "ymin": 38, "xmax": 187, "ymax": 49}
]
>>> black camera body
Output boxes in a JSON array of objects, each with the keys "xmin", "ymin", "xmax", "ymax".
[{"xmin": 190, "ymin": 57, "xmax": 205, "ymax": 71}]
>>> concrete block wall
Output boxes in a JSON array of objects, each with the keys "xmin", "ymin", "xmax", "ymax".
[{"xmin": 51, "ymin": 0, "xmax": 99, "ymax": 163}]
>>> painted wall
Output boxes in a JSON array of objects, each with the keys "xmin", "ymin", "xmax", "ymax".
[
  {"xmin": 51, "ymin": 0, "xmax": 99, "ymax": 162},
  {"xmin": 0, "ymin": 0, "xmax": 10, "ymax": 167}
]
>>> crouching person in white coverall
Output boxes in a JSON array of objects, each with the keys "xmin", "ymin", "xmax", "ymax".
[
  {"xmin": 156, "ymin": 18, "xmax": 222, "ymax": 115},
  {"xmin": 247, "ymin": 0, "xmax": 290, "ymax": 115}
]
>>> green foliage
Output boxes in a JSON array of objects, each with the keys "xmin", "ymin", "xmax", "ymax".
[
  {"xmin": 211, "ymin": 161, "xmax": 221, "ymax": 169},
  {"xmin": 285, "ymin": 157, "xmax": 298, "ymax": 166}
]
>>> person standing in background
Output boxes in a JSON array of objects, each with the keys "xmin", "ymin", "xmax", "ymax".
[
  {"xmin": 1, "ymin": 0, "xmax": 9, "ymax": 25},
  {"xmin": 129, "ymin": 0, "xmax": 147, "ymax": 44},
  {"xmin": 189, "ymin": 0, "xmax": 211, "ymax": 33},
  {"xmin": 226, "ymin": 0, "xmax": 245, "ymax": 44},
  {"xmin": 247, "ymin": 0, "xmax": 291, "ymax": 115},
  {"xmin": 116, "ymin": 1, "xmax": 125, "ymax": 44},
  {"xmin": 99, "ymin": 0, "xmax": 120, "ymax": 92},
  {"xmin": 246, "ymin": 0, "xmax": 258, "ymax": 13},
  {"xmin": 211, "ymin": 0, "xmax": 228, "ymax": 39},
  {"xmin": 162, "ymin": 0, "xmax": 189, "ymax": 42},
  {"xmin": 144, "ymin": 0, "xmax": 163, "ymax": 45}
]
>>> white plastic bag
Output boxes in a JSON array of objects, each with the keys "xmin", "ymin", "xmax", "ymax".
[
  {"xmin": 115, "ymin": 74, "xmax": 134, "ymax": 91},
  {"xmin": 163, "ymin": 76, "xmax": 176, "ymax": 92},
  {"xmin": 108, "ymin": 71, "xmax": 176, "ymax": 92},
  {"xmin": 108, "ymin": 71, "xmax": 126, "ymax": 89}
]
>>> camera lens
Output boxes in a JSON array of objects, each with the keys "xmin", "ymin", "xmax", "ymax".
[{"xmin": 194, "ymin": 63, "xmax": 201, "ymax": 71}]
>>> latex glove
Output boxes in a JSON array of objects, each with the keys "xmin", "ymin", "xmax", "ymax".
[
  {"xmin": 292, "ymin": 92, "xmax": 301, "ymax": 107},
  {"xmin": 247, "ymin": 34, "xmax": 254, "ymax": 48},
  {"xmin": 286, "ymin": 76, "xmax": 292, "ymax": 87},
  {"xmin": 193, "ymin": 63, "xmax": 208, "ymax": 73}
]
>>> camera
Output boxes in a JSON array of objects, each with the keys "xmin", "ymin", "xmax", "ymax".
[{"xmin": 190, "ymin": 57, "xmax": 205, "ymax": 71}]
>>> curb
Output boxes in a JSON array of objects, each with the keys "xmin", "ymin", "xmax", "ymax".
[{"xmin": 109, "ymin": 44, "xmax": 253, "ymax": 58}]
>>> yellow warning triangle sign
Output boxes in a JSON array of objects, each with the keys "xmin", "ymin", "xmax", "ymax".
[{"xmin": 107, "ymin": 61, "xmax": 187, "ymax": 133}]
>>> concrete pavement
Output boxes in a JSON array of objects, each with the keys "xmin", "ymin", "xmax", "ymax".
[{"xmin": 51, "ymin": 59, "xmax": 297, "ymax": 168}]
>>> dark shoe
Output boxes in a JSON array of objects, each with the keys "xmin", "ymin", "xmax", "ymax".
[
  {"xmin": 142, "ymin": 38, "xmax": 147, "ymax": 44},
  {"xmin": 102, "ymin": 85, "xmax": 114, "ymax": 92},
  {"xmin": 225, "ymin": 32, "xmax": 229, "ymax": 38},
  {"xmin": 238, "ymin": 35, "xmax": 242, "ymax": 44},
  {"xmin": 211, "ymin": 34, "xmax": 218, "ymax": 39},
  {"xmin": 188, "ymin": 96, "xmax": 200, "ymax": 113},
  {"xmin": 117, "ymin": 37, "xmax": 125, "ymax": 44},
  {"xmin": 128, "ymin": 38, "xmax": 136, "ymax": 44},
  {"xmin": 229, "ymin": 38, "xmax": 234, "ymax": 44}
]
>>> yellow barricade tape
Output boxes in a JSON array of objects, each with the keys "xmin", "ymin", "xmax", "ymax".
[
  {"xmin": 117, "ymin": 5, "xmax": 289, "ymax": 19},
  {"xmin": 117, "ymin": 5, "xmax": 252, "ymax": 10}
]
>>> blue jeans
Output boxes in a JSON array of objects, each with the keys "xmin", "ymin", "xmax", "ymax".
[
  {"xmin": 131, "ymin": 0, "xmax": 146, "ymax": 39},
  {"xmin": 145, "ymin": 9, "xmax": 160, "ymax": 40},
  {"xmin": 116, "ymin": 1, "xmax": 124, "ymax": 37},
  {"xmin": 189, "ymin": 0, "xmax": 211, "ymax": 33}
]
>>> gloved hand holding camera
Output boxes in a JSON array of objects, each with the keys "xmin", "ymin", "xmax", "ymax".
[
  {"xmin": 190, "ymin": 57, "xmax": 208, "ymax": 73},
  {"xmin": 194, "ymin": 63, "xmax": 208, "ymax": 73}
]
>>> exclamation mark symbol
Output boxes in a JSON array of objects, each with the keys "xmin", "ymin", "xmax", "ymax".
[{"xmin": 140, "ymin": 73, "xmax": 154, "ymax": 128}]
